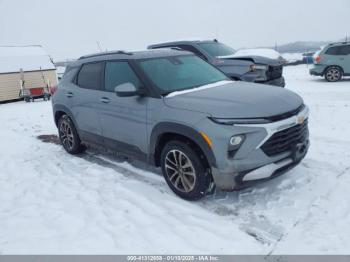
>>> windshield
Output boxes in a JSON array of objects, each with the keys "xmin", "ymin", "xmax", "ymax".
[
  {"xmin": 198, "ymin": 42, "xmax": 236, "ymax": 57},
  {"xmin": 138, "ymin": 55, "xmax": 228, "ymax": 95}
]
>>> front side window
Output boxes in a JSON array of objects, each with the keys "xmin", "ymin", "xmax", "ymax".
[
  {"xmin": 138, "ymin": 55, "xmax": 228, "ymax": 95},
  {"xmin": 77, "ymin": 62, "xmax": 103, "ymax": 90},
  {"xmin": 104, "ymin": 61, "xmax": 141, "ymax": 92},
  {"xmin": 198, "ymin": 42, "xmax": 236, "ymax": 57}
]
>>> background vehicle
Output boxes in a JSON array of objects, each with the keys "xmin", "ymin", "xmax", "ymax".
[
  {"xmin": 310, "ymin": 42, "xmax": 350, "ymax": 82},
  {"xmin": 52, "ymin": 49, "xmax": 309, "ymax": 200},
  {"xmin": 148, "ymin": 39, "xmax": 286, "ymax": 87}
]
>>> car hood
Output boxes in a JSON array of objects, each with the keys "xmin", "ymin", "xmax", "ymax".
[
  {"xmin": 164, "ymin": 81, "xmax": 303, "ymax": 118},
  {"xmin": 218, "ymin": 55, "xmax": 284, "ymax": 66}
]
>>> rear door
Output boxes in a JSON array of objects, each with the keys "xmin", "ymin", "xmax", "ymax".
[
  {"xmin": 98, "ymin": 60, "xmax": 148, "ymax": 157},
  {"xmin": 324, "ymin": 45, "xmax": 350, "ymax": 73},
  {"xmin": 71, "ymin": 61, "xmax": 104, "ymax": 143},
  {"xmin": 338, "ymin": 45, "xmax": 350, "ymax": 73}
]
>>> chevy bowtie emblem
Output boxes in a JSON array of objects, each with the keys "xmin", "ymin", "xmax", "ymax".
[{"xmin": 297, "ymin": 116, "xmax": 305, "ymax": 125}]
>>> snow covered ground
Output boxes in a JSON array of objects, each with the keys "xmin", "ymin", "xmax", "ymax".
[{"xmin": 0, "ymin": 65, "xmax": 349, "ymax": 254}]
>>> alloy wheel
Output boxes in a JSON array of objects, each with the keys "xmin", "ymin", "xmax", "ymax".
[
  {"xmin": 59, "ymin": 120, "xmax": 74, "ymax": 150},
  {"xmin": 165, "ymin": 150, "xmax": 196, "ymax": 193},
  {"xmin": 326, "ymin": 68, "xmax": 341, "ymax": 81}
]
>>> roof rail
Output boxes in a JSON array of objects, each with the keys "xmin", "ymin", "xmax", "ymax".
[
  {"xmin": 329, "ymin": 41, "xmax": 350, "ymax": 46},
  {"xmin": 170, "ymin": 47, "xmax": 185, "ymax": 51},
  {"xmin": 78, "ymin": 50, "xmax": 133, "ymax": 60}
]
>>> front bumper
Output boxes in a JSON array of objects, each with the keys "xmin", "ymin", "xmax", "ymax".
[
  {"xmin": 210, "ymin": 106, "xmax": 310, "ymax": 191},
  {"xmin": 212, "ymin": 145, "xmax": 308, "ymax": 191}
]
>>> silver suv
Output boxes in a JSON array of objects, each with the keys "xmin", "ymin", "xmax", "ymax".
[
  {"xmin": 52, "ymin": 49, "xmax": 309, "ymax": 200},
  {"xmin": 310, "ymin": 42, "xmax": 350, "ymax": 82}
]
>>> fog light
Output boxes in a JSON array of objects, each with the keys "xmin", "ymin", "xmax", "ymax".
[{"xmin": 230, "ymin": 135, "xmax": 244, "ymax": 146}]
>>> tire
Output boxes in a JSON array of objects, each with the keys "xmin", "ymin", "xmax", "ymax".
[
  {"xmin": 160, "ymin": 140, "xmax": 213, "ymax": 200},
  {"xmin": 324, "ymin": 66, "xmax": 343, "ymax": 82},
  {"xmin": 58, "ymin": 115, "xmax": 86, "ymax": 154}
]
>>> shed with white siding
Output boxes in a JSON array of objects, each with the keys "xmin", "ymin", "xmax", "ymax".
[{"xmin": 0, "ymin": 46, "xmax": 57, "ymax": 102}]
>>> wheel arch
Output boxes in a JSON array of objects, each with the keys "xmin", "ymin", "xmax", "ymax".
[
  {"xmin": 149, "ymin": 122, "xmax": 217, "ymax": 168},
  {"xmin": 53, "ymin": 104, "xmax": 78, "ymax": 129},
  {"xmin": 323, "ymin": 65, "xmax": 344, "ymax": 75}
]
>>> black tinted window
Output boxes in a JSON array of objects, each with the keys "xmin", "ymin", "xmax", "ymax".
[
  {"xmin": 104, "ymin": 61, "xmax": 141, "ymax": 92},
  {"xmin": 338, "ymin": 45, "xmax": 350, "ymax": 55},
  {"xmin": 77, "ymin": 62, "xmax": 103, "ymax": 90},
  {"xmin": 326, "ymin": 45, "xmax": 350, "ymax": 55}
]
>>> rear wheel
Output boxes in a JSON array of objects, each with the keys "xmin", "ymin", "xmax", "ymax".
[
  {"xmin": 325, "ymin": 66, "xmax": 343, "ymax": 82},
  {"xmin": 160, "ymin": 140, "xmax": 212, "ymax": 200},
  {"xmin": 58, "ymin": 115, "xmax": 86, "ymax": 154}
]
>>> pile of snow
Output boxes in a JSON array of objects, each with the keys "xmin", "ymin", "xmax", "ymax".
[
  {"xmin": 0, "ymin": 46, "xmax": 55, "ymax": 74},
  {"xmin": 282, "ymin": 53, "xmax": 304, "ymax": 63},
  {"xmin": 230, "ymin": 48, "xmax": 282, "ymax": 60}
]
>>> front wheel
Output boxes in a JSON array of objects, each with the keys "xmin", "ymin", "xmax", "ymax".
[
  {"xmin": 325, "ymin": 67, "xmax": 343, "ymax": 82},
  {"xmin": 160, "ymin": 141, "xmax": 212, "ymax": 200},
  {"xmin": 58, "ymin": 115, "xmax": 86, "ymax": 154}
]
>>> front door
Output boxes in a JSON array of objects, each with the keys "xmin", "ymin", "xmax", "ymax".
[
  {"xmin": 98, "ymin": 61, "xmax": 148, "ymax": 157},
  {"xmin": 71, "ymin": 61, "xmax": 105, "ymax": 143}
]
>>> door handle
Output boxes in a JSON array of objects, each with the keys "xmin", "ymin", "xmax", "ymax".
[
  {"xmin": 66, "ymin": 92, "xmax": 74, "ymax": 98},
  {"xmin": 100, "ymin": 97, "xmax": 111, "ymax": 103}
]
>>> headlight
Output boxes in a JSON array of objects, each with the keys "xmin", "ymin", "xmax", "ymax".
[
  {"xmin": 209, "ymin": 117, "xmax": 271, "ymax": 125},
  {"xmin": 250, "ymin": 64, "xmax": 268, "ymax": 71}
]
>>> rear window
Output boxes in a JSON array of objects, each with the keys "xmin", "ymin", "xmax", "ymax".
[
  {"xmin": 198, "ymin": 42, "xmax": 236, "ymax": 57},
  {"xmin": 325, "ymin": 45, "xmax": 350, "ymax": 55},
  {"xmin": 77, "ymin": 62, "xmax": 104, "ymax": 90}
]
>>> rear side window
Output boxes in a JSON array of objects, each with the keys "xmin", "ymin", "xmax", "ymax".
[
  {"xmin": 325, "ymin": 45, "xmax": 350, "ymax": 55},
  {"xmin": 77, "ymin": 62, "xmax": 104, "ymax": 90},
  {"xmin": 104, "ymin": 61, "xmax": 141, "ymax": 92},
  {"xmin": 339, "ymin": 45, "xmax": 350, "ymax": 55}
]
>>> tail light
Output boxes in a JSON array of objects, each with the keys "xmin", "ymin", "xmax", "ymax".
[
  {"xmin": 50, "ymin": 85, "xmax": 58, "ymax": 95},
  {"xmin": 315, "ymin": 56, "xmax": 321, "ymax": 63}
]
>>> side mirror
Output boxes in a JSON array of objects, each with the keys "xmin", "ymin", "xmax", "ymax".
[{"xmin": 114, "ymin": 82, "xmax": 140, "ymax": 97}]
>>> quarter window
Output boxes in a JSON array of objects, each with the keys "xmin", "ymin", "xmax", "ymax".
[
  {"xmin": 104, "ymin": 61, "xmax": 141, "ymax": 92},
  {"xmin": 77, "ymin": 62, "xmax": 104, "ymax": 90}
]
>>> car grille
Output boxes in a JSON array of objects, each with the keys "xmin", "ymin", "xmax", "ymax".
[
  {"xmin": 261, "ymin": 119, "xmax": 309, "ymax": 157},
  {"xmin": 266, "ymin": 65, "xmax": 283, "ymax": 80}
]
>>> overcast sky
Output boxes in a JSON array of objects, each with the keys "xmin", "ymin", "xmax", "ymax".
[{"xmin": 0, "ymin": 0, "xmax": 349, "ymax": 60}]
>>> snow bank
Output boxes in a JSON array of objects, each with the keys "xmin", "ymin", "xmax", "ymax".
[{"xmin": 282, "ymin": 53, "xmax": 304, "ymax": 63}]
